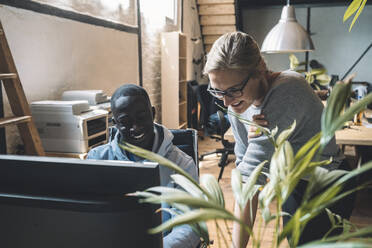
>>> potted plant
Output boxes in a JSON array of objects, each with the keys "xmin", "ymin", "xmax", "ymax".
[{"xmin": 120, "ymin": 77, "xmax": 372, "ymax": 248}]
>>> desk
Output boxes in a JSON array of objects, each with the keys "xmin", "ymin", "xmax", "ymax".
[
  {"xmin": 225, "ymin": 124, "xmax": 372, "ymax": 146},
  {"xmin": 335, "ymin": 125, "xmax": 372, "ymax": 146}
]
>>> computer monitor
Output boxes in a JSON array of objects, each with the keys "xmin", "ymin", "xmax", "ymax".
[{"xmin": 0, "ymin": 155, "xmax": 163, "ymax": 248}]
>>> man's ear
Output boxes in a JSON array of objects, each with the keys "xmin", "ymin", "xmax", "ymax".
[{"xmin": 151, "ymin": 106, "xmax": 156, "ymax": 121}]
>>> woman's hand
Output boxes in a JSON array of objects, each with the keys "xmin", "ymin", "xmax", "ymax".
[{"xmin": 248, "ymin": 114, "xmax": 268, "ymax": 138}]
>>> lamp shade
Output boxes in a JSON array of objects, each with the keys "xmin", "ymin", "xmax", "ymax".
[{"xmin": 261, "ymin": 5, "xmax": 314, "ymax": 53}]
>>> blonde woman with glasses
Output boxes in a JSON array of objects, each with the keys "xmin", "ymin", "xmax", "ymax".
[{"xmin": 204, "ymin": 31, "xmax": 355, "ymax": 247}]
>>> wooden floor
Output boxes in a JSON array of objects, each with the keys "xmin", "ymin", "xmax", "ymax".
[{"xmin": 198, "ymin": 136, "xmax": 372, "ymax": 248}]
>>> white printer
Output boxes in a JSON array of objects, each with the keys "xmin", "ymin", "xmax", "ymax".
[
  {"xmin": 62, "ymin": 90, "xmax": 113, "ymax": 126},
  {"xmin": 31, "ymin": 100, "xmax": 108, "ymax": 153}
]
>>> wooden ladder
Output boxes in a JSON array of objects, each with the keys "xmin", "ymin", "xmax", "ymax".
[{"xmin": 0, "ymin": 20, "xmax": 45, "ymax": 156}]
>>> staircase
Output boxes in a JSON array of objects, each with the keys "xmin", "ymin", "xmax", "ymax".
[{"xmin": 197, "ymin": 0, "xmax": 238, "ymax": 53}]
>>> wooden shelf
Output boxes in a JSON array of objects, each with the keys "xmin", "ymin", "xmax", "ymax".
[
  {"xmin": 161, "ymin": 32, "xmax": 188, "ymax": 129},
  {"xmin": 178, "ymin": 122, "xmax": 187, "ymax": 129}
]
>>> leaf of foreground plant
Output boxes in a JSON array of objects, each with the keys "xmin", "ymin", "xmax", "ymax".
[
  {"xmin": 231, "ymin": 169, "xmax": 244, "ymax": 209},
  {"xmin": 160, "ymin": 207, "xmax": 211, "ymax": 245},
  {"xmin": 305, "ymin": 168, "xmax": 347, "ymax": 198},
  {"xmin": 119, "ymin": 142, "xmax": 211, "ymax": 198},
  {"xmin": 343, "ymin": 0, "xmax": 363, "ymax": 22},
  {"xmin": 171, "ymin": 174, "xmax": 204, "ymax": 198},
  {"xmin": 139, "ymin": 192, "xmax": 224, "ymax": 210},
  {"xmin": 349, "ymin": 0, "xmax": 367, "ymax": 32},
  {"xmin": 276, "ymin": 120, "xmax": 296, "ymax": 147},
  {"xmin": 242, "ymin": 161, "xmax": 267, "ymax": 203},
  {"xmin": 201, "ymin": 174, "xmax": 225, "ymax": 208},
  {"xmin": 148, "ymin": 209, "xmax": 236, "ymax": 234},
  {"xmin": 321, "ymin": 80, "xmax": 351, "ymax": 147}
]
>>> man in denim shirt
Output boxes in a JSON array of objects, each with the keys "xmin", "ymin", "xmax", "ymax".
[{"xmin": 87, "ymin": 84, "xmax": 200, "ymax": 248}]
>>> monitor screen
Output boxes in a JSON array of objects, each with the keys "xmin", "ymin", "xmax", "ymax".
[{"xmin": 0, "ymin": 155, "xmax": 163, "ymax": 248}]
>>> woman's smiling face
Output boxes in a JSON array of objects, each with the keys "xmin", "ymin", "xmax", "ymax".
[{"xmin": 208, "ymin": 69, "xmax": 263, "ymax": 114}]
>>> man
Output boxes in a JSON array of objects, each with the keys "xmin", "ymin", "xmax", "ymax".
[{"xmin": 87, "ymin": 84, "xmax": 200, "ymax": 248}]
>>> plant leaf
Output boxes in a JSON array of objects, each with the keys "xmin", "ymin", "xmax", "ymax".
[
  {"xmin": 343, "ymin": 0, "xmax": 363, "ymax": 22},
  {"xmin": 200, "ymin": 174, "xmax": 225, "ymax": 208},
  {"xmin": 305, "ymin": 168, "xmax": 347, "ymax": 198},
  {"xmin": 231, "ymin": 169, "xmax": 244, "ymax": 209},
  {"xmin": 171, "ymin": 174, "xmax": 204, "ymax": 198},
  {"xmin": 276, "ymin": 120, "xmax": 296, "ymax": 146},
  {"xmin": 242, "ymin": 161, "xmax": 267, "ymax": 203},
  {"xmin": 289, "ymin": 54, "xmax": 300, "ymax": 69},
  {"xmin": 148, "ymin": 209, "xmax": 237, "ymax": 234},
  {"xmin": 119, "ymin": 142, "xmax": 211, "ymax": 198},
  {"xmin": 349, "ymin": 0, "xmax": 367, "ymax": 31}
]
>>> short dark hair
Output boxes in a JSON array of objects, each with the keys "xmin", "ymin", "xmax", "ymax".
[{"xmin": 111, "ymin": 84, "xmax": 151, "ymax": 108}]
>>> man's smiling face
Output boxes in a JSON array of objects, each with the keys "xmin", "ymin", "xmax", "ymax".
[{"xmin": 112, "ymin": 94, "xmax": 154, "ymax": 151}]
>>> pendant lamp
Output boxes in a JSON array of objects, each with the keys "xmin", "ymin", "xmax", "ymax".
[{"xmin": 261, "ymin": 0, "xmax": 314, "ymax": 53}]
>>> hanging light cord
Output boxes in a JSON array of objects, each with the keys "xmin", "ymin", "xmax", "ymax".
[{"xmin": 287, "ymin": 0, "xmax": 290, "ymax": 5}]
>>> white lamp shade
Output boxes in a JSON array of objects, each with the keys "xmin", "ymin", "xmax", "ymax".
[{"xmin": 261, "ymin": 5, "xmax": 315, "ymax": 53}]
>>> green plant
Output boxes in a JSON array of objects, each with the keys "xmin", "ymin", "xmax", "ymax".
[
  {"xmin": 289, "ymin": 54, "xmax": 331, "ymax": 91},
  {"xmin": 344, "ymin": 0, "xmax": 368, "ymax": 31},
  {"xmin": 120, "ymin": 78, "xmax": 372, "ymax": 248}
]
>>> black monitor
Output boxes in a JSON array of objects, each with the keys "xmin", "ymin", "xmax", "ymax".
[{"xmin": 0, "ymin": 155, "xmax": 163, "ymax": 248}]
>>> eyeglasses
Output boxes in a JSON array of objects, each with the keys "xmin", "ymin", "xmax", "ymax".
[{"xmin": 207, "ymin": 76, "xmax": 250, "ymax": 100}]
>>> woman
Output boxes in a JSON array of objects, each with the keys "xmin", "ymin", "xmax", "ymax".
[{"xmin": 204, "ymin": 31, "xmax": 355, "ymax": 247}]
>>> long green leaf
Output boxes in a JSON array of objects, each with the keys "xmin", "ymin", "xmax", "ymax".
[
  {"xmin": 349, "ymin": 0, "xmax": 367, "ymax": 31},
  {"xmin": 242, "ymin": 161, "xmax": 267, "ymax": 203},
  {"xmin": 200, "ymin": 174, "xmax": 225, "ymax": 207},
  {"xmin": 140, "ymin": 193, "xmax": 225, "ymax": 210},
  {"xmin": 276, "ymin": 120, "xmax": 296, "ymax": 146},
  {"xmin": 119, "ymin": 142, "xmax": 212, "ymax": 199},
  {"xmin": 171, "ymin": 174, "xmax": 204, "ymax": 198},
  {"xmin": 305, "ymin": 168, "xmax": 347, "ymax": 198},
  {"xmin": 231, "ymin": 169, "xmax": 244, "ymax": 210},
  {"xmin": 321, "ymin": 80, "xmax": 352, "ymax": 147},
  {"xmin": 343, "ymin": 0, "xmax": 363, "ymax": 22},
  {"xmin": 148, "ymin": 209, "xmax": 238, "ymax": 234}
]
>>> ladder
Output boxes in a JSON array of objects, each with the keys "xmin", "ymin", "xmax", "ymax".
[{"xmin": 0, "ymin": 20, "xmax": 45, "ymax": 156}]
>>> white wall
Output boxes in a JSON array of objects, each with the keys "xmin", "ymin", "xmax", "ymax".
[
  {"xmin": 0, "ymin": 4, "xmax": 139, "ymax": 152},
  {"xmin": 242, "ymin": 5, "xmax": 372, "ymax": 84}
]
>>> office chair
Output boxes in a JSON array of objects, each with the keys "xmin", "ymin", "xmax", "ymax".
[
  {"xmin": 195, "ymin": 84, "xmax": 222, "ymax": 140},
  {"xmin": 199, "ymin": 110, "xmax": 235, "ymax": 181},
  {"xmin": 170, "ymin": 128, "xmax": 199, "ymax": 176}
]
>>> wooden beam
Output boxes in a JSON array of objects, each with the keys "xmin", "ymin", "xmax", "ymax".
[
  {"xmin": 203, "ymin": 35, "xmax": 221, "ymax": 45},
  {"xmin": 205, "ymin": 44, "xmax": 212, "ymax": 53},
  {"xmin": 197, "ymin": 0, "xmax": 234, "ymax": 5},
  {"xmin": 0, "ymin": 116, "xmax": 31, "ymax": 127},
  {"xmin": 198, "ymin": 4, "xmax": 235, "ymax": 15},
  {"xmin": 200, "ymin": 15, "xmax": 236, "ymax": 25},
  {"xmin": 202, "ymin": 25, "xmax": 236, "ymax": 35}
]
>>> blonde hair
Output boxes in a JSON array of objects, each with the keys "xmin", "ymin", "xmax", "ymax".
[{"xmin": 203, "ymin": 31, "xmax": 267, "ymax": 77}]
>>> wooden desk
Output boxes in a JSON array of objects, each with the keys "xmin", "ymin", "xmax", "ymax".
[
  {"xmin": 225, "ymin": 124, "xmax": 372, "ymax": 146},
  {"xmin": 335, "ymin": 125, "xmax": 372, "ymax": 146}
]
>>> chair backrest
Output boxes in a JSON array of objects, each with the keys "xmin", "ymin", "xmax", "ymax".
[{"xmin": 170, "ymin": 128, "xmax": 199, "ymax": 176}]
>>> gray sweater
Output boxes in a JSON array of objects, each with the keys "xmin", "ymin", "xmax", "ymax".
[{"xmin": 228, "ymin": 70, "xmax": 342, "ymax": 184}]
